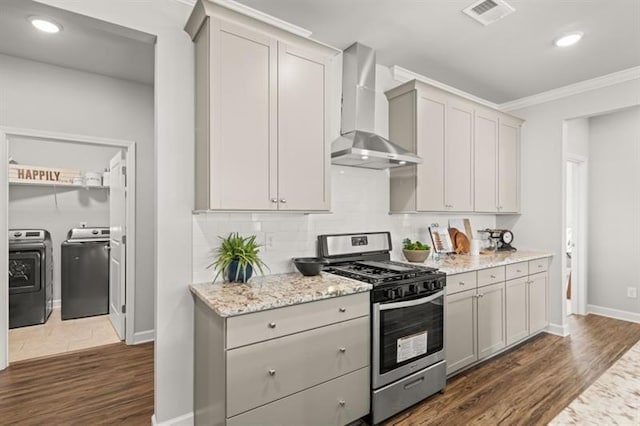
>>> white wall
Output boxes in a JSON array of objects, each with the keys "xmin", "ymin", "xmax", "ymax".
[
  {"xmin": 0, "ymin": 53, "xmax": 155, "ymax": 333},
  {"xmin": 566, "ymin": 118, "xmax": 590, "ymax": 158},
  {"xmin": 9, "ymin": 137, "xmax": 120, "ymax": 303},
  {"xmin": 31, "ymin": 0, "xmax": 196, "ymax": 423},
  {"xmin": 497, "ymin": 77, "xmax": 640, "ymax": 333},
  {"xmin": 587, "ymin": 107, "xmax": 640, "ymax": 315},
  {"xmin": 194, "ymin": 165, "xmax": 496, "ymax": 282}
]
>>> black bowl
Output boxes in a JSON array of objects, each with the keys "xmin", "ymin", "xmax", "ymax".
[{"xmin": 292, "ymin": 257, "xmax": 328, "ymax": 276}]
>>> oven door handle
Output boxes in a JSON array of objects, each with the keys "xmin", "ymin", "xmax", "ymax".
[{"xmin": 379, "ymin": 290, "xmax": 444, "ymax": 310}]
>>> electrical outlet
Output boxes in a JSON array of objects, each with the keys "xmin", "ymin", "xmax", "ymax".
[
  {"xmin": 266, "ymin": 234, "xmax": 275, "ymax": 250},
  {"xmin": 627, "ymin": 287, "xmax": 637, "ymax": 299}
]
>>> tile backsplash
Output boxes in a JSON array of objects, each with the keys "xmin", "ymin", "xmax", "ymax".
[{"xmin": 193, "ymin": 166, "xmax": 496, "ymax": 283}]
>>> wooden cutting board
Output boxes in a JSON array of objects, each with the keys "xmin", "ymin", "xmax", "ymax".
[{"xmin": 448, "ymin": 228, "xmax": 470, "ymax": 254}]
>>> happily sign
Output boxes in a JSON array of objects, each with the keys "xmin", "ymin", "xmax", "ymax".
[{"xmin": 9, "ymin": 164, "xmax": 82, "ymax": 185}]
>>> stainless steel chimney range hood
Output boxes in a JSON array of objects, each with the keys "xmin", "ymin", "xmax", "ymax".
[{"xmin": 331, "ymin": 43, "xmax": 422, "ymax": 170}]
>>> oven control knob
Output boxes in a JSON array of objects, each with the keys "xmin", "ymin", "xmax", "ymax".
[
  {"xmin": 422, "ymin": 282, "xmax": 430, "ymax": 291},
  {"xmin": 409, "ymin": 284, "xmax": 419, "ymax": 294},
  {"xmin": 396, "ymin": 288, "xmax": 405, "ymax": 298},
  {"xmin": 386, "ymin": 289, "xmax": 396, "ymax": 300},
  {"xmin": 436, "ymin": 280, "xmax": 444, "ymax": 290}
]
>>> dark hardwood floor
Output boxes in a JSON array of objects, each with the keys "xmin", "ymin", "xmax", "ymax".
[
  {"xmin": 385, "ymin": 314, "xmax": 640, "ymax": 425},
  {"xmin": 0, "ymin": 342, "xmax": 154, "ymax": 425},
  {"xmin": 1, "ymin": 315, "xmax": 638, "ymax": 426}
]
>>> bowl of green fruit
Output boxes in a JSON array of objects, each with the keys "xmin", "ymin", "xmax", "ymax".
[{"xmin": 402, "ymin": 238, "xmax": 431, "ymax": 263}]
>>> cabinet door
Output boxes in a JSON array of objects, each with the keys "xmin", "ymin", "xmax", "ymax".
[
  {"xmin": 211, "ymin": 20, "xmax": 277, "ymax": 210},
  {"xmin": 416, "ymin": 91, "xmax": 447, "ymax": 211},
  {"xmin": 445, "ymin": 289, "xmax": 477, "ymax": 375},
  {"xmin": 474, "ymin": 109, "xmax": 498, "ymax": 213},
  {"xmin": 528, "ymin": 272, "xmax": 548, "ymax": 334},
  {"xmin": 445, "ymin": 99, "xmax": 474, "ymax": 211},
  {"xmin": 477, "ymin": 282, "xmax": 506, "ymax": 359},
  {"xmin": 506, "ymin": 277, "xmax": 528, "ymax": 346},
  {"xmin": 498, "ymin": 118, "xmax": 520, "ymax": 213},
  {"xmin": 277, "ymin": 42, "xmax": 330, "ymax": 211}
]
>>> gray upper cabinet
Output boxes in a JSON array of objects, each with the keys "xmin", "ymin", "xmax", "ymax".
[
  {"xmin": 186, "ymin": 1, "xmax": 338, "ymax": 211},
  {"xmin": 386, "ymin": 80, "xmax": 522, "ymax": 214}
]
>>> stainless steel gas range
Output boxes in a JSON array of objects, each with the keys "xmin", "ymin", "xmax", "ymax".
[{"xmin": 318, "ymin": 231, "xmax": 447, "ymax": 424}]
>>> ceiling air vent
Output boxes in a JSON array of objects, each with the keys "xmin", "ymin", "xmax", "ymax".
[{"xmin": 463, "ymin": 0, "xmax": 515, "ymax": 26}]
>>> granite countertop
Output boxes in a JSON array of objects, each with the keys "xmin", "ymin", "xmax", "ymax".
[
  {"xmin": 399, "ymin": 250, "xmax": 554, "ymax": 275},
  {"xmin": 190, "ymin": 272, "xmax": 372, "ymax": 317}
]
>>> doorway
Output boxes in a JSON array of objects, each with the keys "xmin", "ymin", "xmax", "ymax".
[
  {"xmin": 565, "ymin": 155, "xmax": 588, "ymax": 317},
  {"xmin": 1, "ymin": 128, "xmax": 137, "ymax": 368}
]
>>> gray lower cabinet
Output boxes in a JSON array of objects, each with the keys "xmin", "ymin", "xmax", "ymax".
[
  {"xmin": 477, "ymin": 282, "xmax": 506, "ymax": 359},
  {"xmin": 529, "ymin": 272, "xmax": 548, "ymax": 334},
  {"xmin": 445, "ymin": 258, "xmax": 551, "ymax": 376},
  {"xmin": 506, "ymin": 277, "xmax": 529, "ymax": 345},
  {"xmin": 445, "ymin": 289, "xmax": 477, "ymax": 374},
  {"xmin": 194, "ymin": 292, "xmax": 370, "ymax": 426},
  {"xmin": 227, "ymin": 367, "xmax": 369, "ymax": 426}
]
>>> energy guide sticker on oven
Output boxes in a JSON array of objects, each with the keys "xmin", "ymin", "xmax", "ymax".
[{"xmin": 397, "ymin": 331, "xmax": 428, "ymax": 363}]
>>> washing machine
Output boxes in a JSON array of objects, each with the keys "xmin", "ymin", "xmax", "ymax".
[
  {"xmin": 61, "ymin": 227, "xmax": 110, "ymax": 320},
  {"xmin": 9, "ymin": 229, "xmax": 53, "ymax": 328}
]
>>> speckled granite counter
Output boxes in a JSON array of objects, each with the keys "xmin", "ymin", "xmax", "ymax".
[
  {"xmin": 399, "ymin": 250, "xmax": 554, "ymax": 275},
  {"xmin": 190, "ymin": 272, "xmax": 372, "ymax": 317}
]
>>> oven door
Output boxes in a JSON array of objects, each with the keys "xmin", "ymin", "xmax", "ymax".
[
  {"xmin": 9, "ymin": 251, "xmax": 42, "ymax": 294},
  {"xmin": 372, "ymin": 290, "xmax": 445, "ymax": 388}
]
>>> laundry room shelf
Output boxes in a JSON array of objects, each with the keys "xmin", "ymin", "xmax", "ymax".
[{"xmin": 9, "ymin": 181, "xmax": 108, "ymax": 189}]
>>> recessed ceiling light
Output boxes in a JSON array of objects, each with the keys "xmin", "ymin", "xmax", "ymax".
[
  {"xmin": 554, "ymin": 32, "xmax": 583, "ymax": 47},
  {"xmin": 29, "ymin": 17, "xmax": 62, "ymax": 34}
]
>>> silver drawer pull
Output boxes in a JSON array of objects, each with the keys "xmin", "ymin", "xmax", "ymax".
[
  {"xmin": 516, "ymin": 270, "xmax": 522, "ymax": 273},
  {"xmin": 268, "ymin": 322, "xmax": 276, "ymax": 328},
  {"xmin": 280, "ymin": 199, "xmax": 287, "ymax": 204},
  {"xmin": 338, "ymin": 400, "xmax": 346, "ymax": 407},
  {"xmin": 478, "ymin": 293, "xmax": 484, "ymax": 298},
  {"xmin": 268, "ymin": 369, "xmax": 276, "ymax": 376},
  {"xmin": 339, "ymin": 347, "xmax": 347, "ymax": 353},
  {"xmin": 270, "ymin": 198, "xmax": 278, "ymax": 203},
  {"xmin": 459, "ymin": 281, "xmax": 465, "ymax": 285},
  {"xmin": 490, "ymin": 275, "xmax": 496, "ymax": 279},
  {"xmin": 403, "ymin": 376, "xmax": 424, "ymax": 390},
  {"xmin": 538, "ymin": 264, "xmax": 543, "ymax": 268},
  {"xmin": 339, "ymin": 307, "xmax": 346, "ymax": 313}
]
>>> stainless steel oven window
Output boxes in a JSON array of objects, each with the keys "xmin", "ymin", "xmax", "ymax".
[{"xmin": 372, "ymin": 291, "xmax": 446, "ymax": 388}]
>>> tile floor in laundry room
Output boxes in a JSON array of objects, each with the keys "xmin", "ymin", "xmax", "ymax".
[{"xmin": 8, "ymin": 308, "xmax": 120, "ymax": 362}]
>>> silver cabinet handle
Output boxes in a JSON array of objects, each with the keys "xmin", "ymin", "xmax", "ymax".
[
  {"xmin": 339, "ymin": 307, "xmax": 346, "ymax": 313},
  {"xmin": 459, "ymin": 281, "xmax": 465, "ymax": 285},
  {"xmin": 280, "ymin": 199, "xmax": 287, "ymax": 204},
  {"xmin": 339, "ymin": 347, "xmax": 346, "ymax": 353},
  {"xmin": 538, "ymin": 265, "xmax": 543, "ymax": 268},
  {"xmin": 478, "ymin": 293, "xmax": 484, "ymax": 298},
  {"xmin": 268, "ymin": 322, "xmax": 276, "ymax": 328},
  {"xmin": 490, "ymin": 275, "xmax": 496, "ymax": 279},
  {"xmin": 268, "ymin": 369, "xmax": 276, "ymax": 376},
  {"xmin": 517, "ymin": 269, "xmax": 522, "ymax": 273},
  {"xmin": 270, "ymin": 198, "xmax": 278, "ymax": 203},
  {"xmin": 338, "ymin": 400, "xmax": 346, "ymax": 407}
]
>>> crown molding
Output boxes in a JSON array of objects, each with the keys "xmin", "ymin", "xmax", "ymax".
[
  {"xmin": 175, "ymin": 0, "xmax": 312, "ymax": 37},
  {"xmin": 391, "ymin": 66, "xmax": 501, "ymax": 110},
  {"xmin": 499, "ymin": 66, "xmax": 640, "ymax": 112}
]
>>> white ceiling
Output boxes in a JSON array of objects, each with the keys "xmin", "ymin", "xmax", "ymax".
[
  {"xmin": 0, "ymin": 0, "xmax": 155, "ymax": 85},
  {"xmin": 234, "ymin": 0, "xmax": 640, "ymax": 103}
]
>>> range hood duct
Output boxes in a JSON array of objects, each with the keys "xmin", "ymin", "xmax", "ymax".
[{"xmin": 332, "ymin": 43, "xmax": 422, "ymax": 169}]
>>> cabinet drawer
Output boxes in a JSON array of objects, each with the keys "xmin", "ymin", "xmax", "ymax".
[
  {"xmin": 447, "ymin": 271, "xmax": 477, "ymax": 295},
  {"xmin": 477, "ymin": 266, "xmax": 505, "ymax": 287},
  {"xmin": 226, "ymin": 316, "xmax": 369, "ymax": 416},
  {"xmin": 505, "ymin": 262, "xmax": 528, "ymax": 281},
  {"xmin": 226, "ymin": 292, "xmax": 369, "ymax": 349},
  {"xmin": 529, "ymin": 258, "xmax": 548, "ymax": 274},
  {"xmin": 227, "ymin": 367, "xmax": 370, "ymax": 426}
]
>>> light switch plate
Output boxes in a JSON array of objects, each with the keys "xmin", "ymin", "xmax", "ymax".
[{"xmin": 627, "ymin": 287, "xmax": 637, "ymax": 299}]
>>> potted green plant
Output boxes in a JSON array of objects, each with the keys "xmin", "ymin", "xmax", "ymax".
[
  {"xmin": 208, "ymin": 233, "xmax": 268, "ymax": 283},
  {"xmin": 402, "ymin": 238, "xmax": 431, "ymax": 263}
]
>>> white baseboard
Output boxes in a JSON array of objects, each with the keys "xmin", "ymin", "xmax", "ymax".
[
  {"xmin": 151, "ymin": 412, "xmax": 194, "ymax": 426},
  {"xmin": 132, "ymin": 329, "xmax": 155, "ymax": 344},
  {"xmin": 587, "ymin": 304, "xmax": 640, "ymax": 324},
  {"xmin": 546, "ymin": 322, "xmax": 570, "ymax": 337}
]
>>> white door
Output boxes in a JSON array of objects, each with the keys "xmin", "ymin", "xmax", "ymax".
[{"xmin": 109, "ymin": 151, "xmax": 126, "ymax": 340}]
